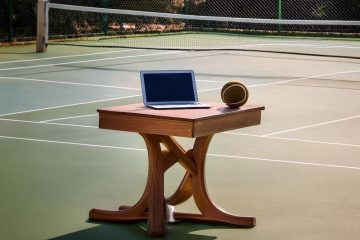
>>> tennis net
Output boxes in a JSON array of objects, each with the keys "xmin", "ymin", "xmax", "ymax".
[{"xmin": 39, "ymin": 2, "xmax": 360, "ymax": 58}]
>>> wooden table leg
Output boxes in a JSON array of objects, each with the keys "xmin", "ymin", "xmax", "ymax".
[
  {"xmin": 89, "ymin": 133, "xmax": 255, "ymax": 237},
  {"xmin": 89, "ymin": 134, "xmax": 173, "ymax": 237},
  {"xmin": 189, "ymin": 135, "xmax": 256, "ymax": 226},
  {"xmin": 89, "ymin": 184, "xmax": 148, "ymax": 221},
  {"xmin": 160, "ymin": 135, "xmax": 256, "ymax": 227},
  {"xmin": 141, "ymin": 134, "xmax": 166, "ymax": 237}
]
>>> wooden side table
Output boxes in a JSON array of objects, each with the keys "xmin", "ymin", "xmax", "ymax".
[{"xmin": 90, "ymin": 103, "xmax": 265, "ymax": 237}]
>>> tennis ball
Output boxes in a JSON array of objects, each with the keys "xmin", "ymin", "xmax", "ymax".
[{"xmin": 221, "ymin": 81, "xmax": 249, "ymax": 108}]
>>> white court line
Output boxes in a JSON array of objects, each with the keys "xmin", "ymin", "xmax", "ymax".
[
  {"xmin": 40, "ymin": 114, "xmax": 97, "ymax": 123},
  {"xmin": 193, "ymin": 69, "xmax": 360, "ymax": 94},
  {"xmin": 266, "ymin": 135, "xmax": 360, "ymax": 148},
  {"xmin": 1, "ymin": 68, "xmax": 358, "ymax": 92},
  {"xmin": 0, "ymin": 118, "xmax": 97, "ymax": 128},
  {"xmin": 0, "ymin": 94, "xmax": 141, "ymax": 117},
  {"xmin": 0, "ymin": 135, "xmax": 145, "ymax": 151},
  {"xmin": 0, "ymin": 51, "xmax": 182, "ymax": 71},
  {"xmin": 1, "ymin": 75, "xmax": 214, "ymax": 89},
  {"xmin": 0, "ymin": 87, "xmax": 217, "ymax": 118},
  {"xmin": 0, "ymin": 49, "xmax": 140, "ymax": 64},
  {"xmin": 0, "ymin": 134, "xmax": 359, "ymax": 170},
  {"xmin": 247, "ymin": 69, "xmax": 360, "ymax": 88},
  {"xmin": 0, "ymin": 76, "xmax": 141, "ymax": 91},
  {"xmin": 1, "ymin": 76, "xmax": 223, "ymax": 89},
  {"xmin": 1, "ymin": 64, "xmax": 358, "ymax": 121},
  {"xmin": 197, "ymin": 69, "xmax": 360, "ymax": 87},
  {"xmin": 231, "ymin": 43, "xmax": 360, "ymax": 50},
  {"xmin": 224, "ymin": 131, "xmax": 360, "ymax": 148},
  {"xmin": 1, "ymin": 68, "xmax": 357, "ymax": 120},
  {"xmin": 3, "ymin": 69, "xmax": 359, "ymax": 89},
  {"xmin": 1, "ymin": 118, "xmax": 359, "ymax": 148},
  {"xmin": 263, "ymin": 114, "xmax": 360, "ymax": 137},
  {"xmin": 208, "ymin": 153, "xmax": 360, "ymax": 171}
]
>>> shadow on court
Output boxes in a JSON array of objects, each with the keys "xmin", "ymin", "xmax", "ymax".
[{"xmin": 48, "ymin": 222, "xmax": 237, "ymax": 240}]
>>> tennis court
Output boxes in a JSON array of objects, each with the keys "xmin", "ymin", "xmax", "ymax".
[{"xmin": 1, "ymin": 41, "xmax": 359, "ymax": 240}]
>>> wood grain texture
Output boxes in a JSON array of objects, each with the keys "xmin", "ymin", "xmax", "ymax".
[
  {"xmin": 193, "ymin": 110, "xmax": 262, "ymax": 137},
  {"xmin": 141, "ymin": 134, "xmax": 166, "ymax": 237},
  {"xmin": 160, "ymin": 136, "xmax": 197, "ymax": 174},
  {"xmin": 98, "ymin": 103, "xmax": 264, "ymax": 137},
  {"xmin": 90, "ymin": 103, "xmax": 263, "ymax": 236},
  {"xmin": 190, "ymin": 135, "xmax": 256, "ymax": 226},
  {"xmin": 99, "ymin": 114, "xmax": 193, "ymax": 137}
]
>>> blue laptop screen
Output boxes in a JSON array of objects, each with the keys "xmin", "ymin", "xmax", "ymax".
[{"xmin": 143, "ymin": 72, "xmax": 196, "ymax": 102}]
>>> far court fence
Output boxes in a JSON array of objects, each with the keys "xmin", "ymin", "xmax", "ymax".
[{"xmin": 1, "ymin": 0, "xmax": 360, "ymax": 43}]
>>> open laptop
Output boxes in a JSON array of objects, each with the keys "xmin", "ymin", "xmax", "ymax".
[{"xmin": 140, "ymin": 70, "xmax": 211, "ymax": 109}]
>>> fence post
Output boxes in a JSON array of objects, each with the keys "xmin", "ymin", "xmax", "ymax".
[
  {"xmin": 36, "ymin": 0, "xmax": 48, "ymax": 52},
  {"xmin": 277, "ymin": 0, "xmax": 283, "ymax": 32},
  {"xmin": 6, "ymin": 0, "xmax": 13, "ymax": 42},
  {"xmin": 184, "ymin": 0, "xmax": 189, "ymax": 14},
  {"xmin": 102, "ymin": 0, "xmax": 109, "ymax": 34},
  {"xmin": 183, "ymin": 0, "xmax": 190, "ymax": 30}
]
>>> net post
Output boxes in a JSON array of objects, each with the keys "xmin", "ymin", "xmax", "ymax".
[{"xmin": 36, "ymin": 0, "xmax": 49, "ymax": 52}]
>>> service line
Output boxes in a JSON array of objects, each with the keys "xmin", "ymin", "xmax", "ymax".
[
  {"xmin": 1, "ymin": 118, "xmax": 359, "ymax": 148},
  {"xmin": 0, "ymin": 49, "xmax": 141, "ymax": 64},
  {"xmin": 40, "ymin": 114, "xmax": 97, "ymax": 123},
  {"xmin": 0, "ymin": 51, "xmax": 182, "ymax": 71},
  {"xmin": 1, "ymin": 65, "xmax": 359, "ymax": 126},
  {"xmin": 198, "ymin": 69, "xmax": 360, "ymax": 88},
  {"xmin": 0, "ymin": 94, "xmax": 142, "ymax": 117},
  {"xmin": 0, "ymin": 76, "xmax": 142, "ymax": 91},
  {"xmin": 0, "ymin": 118, "xmax": 97, "ymax": 128},
  {"xmin": 262, "ymin": 114, "xmax": 360, "ymax": 137},
  {"xmin": 0, "ymin": 134, "xmax": 359, "ymax": 171},
  {"xmin": 0, "ymin": 86, "xmax": 222, "ymax": 118},
  {"xmin": 224, "ymin": 131, "xmax": 360, "ymax": 148}
]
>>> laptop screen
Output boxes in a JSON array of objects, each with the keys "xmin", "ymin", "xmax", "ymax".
[{"xmin": 141, "ymin": 71, "xmax": 197, "ymax": 103}]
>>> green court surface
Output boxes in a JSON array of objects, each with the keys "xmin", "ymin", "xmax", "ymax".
[{"xmin": 0, "ymin": 44, "xmax": 360, "ymax": 240}]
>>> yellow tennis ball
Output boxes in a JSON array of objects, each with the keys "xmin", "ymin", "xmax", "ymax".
[{"xmin": 221, "ymin": 81, "xmax": 249, "ymax": 108}]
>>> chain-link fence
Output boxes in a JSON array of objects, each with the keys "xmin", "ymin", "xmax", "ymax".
[
  {"xmin": 1, "ymin": 0, "xmax": 360, "ymax": 43},
  {"xmin": 1, "ymin": 0, "xmax": 37, "ymax": 43}
]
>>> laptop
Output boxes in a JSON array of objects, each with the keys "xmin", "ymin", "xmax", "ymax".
[{"xmin": 140, "ymin": 70, "xmax": 211, "ymax": 109}]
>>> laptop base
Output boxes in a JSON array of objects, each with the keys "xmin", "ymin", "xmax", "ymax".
[{"xmin": 147, "ymin": 103, "xmax": 211, "ymax": 110}]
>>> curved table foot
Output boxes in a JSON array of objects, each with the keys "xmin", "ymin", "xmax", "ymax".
[
  {"xmin": 189, "ymin": 135, "xmax": 256, "ymax": 227},
  {"xmin": 89, "ymin": 208, "xmax": 147, "ymax": 222},
  {"xmin": 89, "ymin": 133, "xmax": 257, "ymax": 237},
  {"xmin": 174, "ymin": 212, "xmax": 255, "ymax": 226}
]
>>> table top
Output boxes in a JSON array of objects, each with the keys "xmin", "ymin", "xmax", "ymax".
[{"xmin": 98, "ymin": 103, "xmax": 265, "ymax": 137}]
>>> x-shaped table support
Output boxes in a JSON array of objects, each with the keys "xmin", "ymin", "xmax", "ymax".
[{"xmin": 89, "ymin": 133, "xmax": 256, "ymax": 237}]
